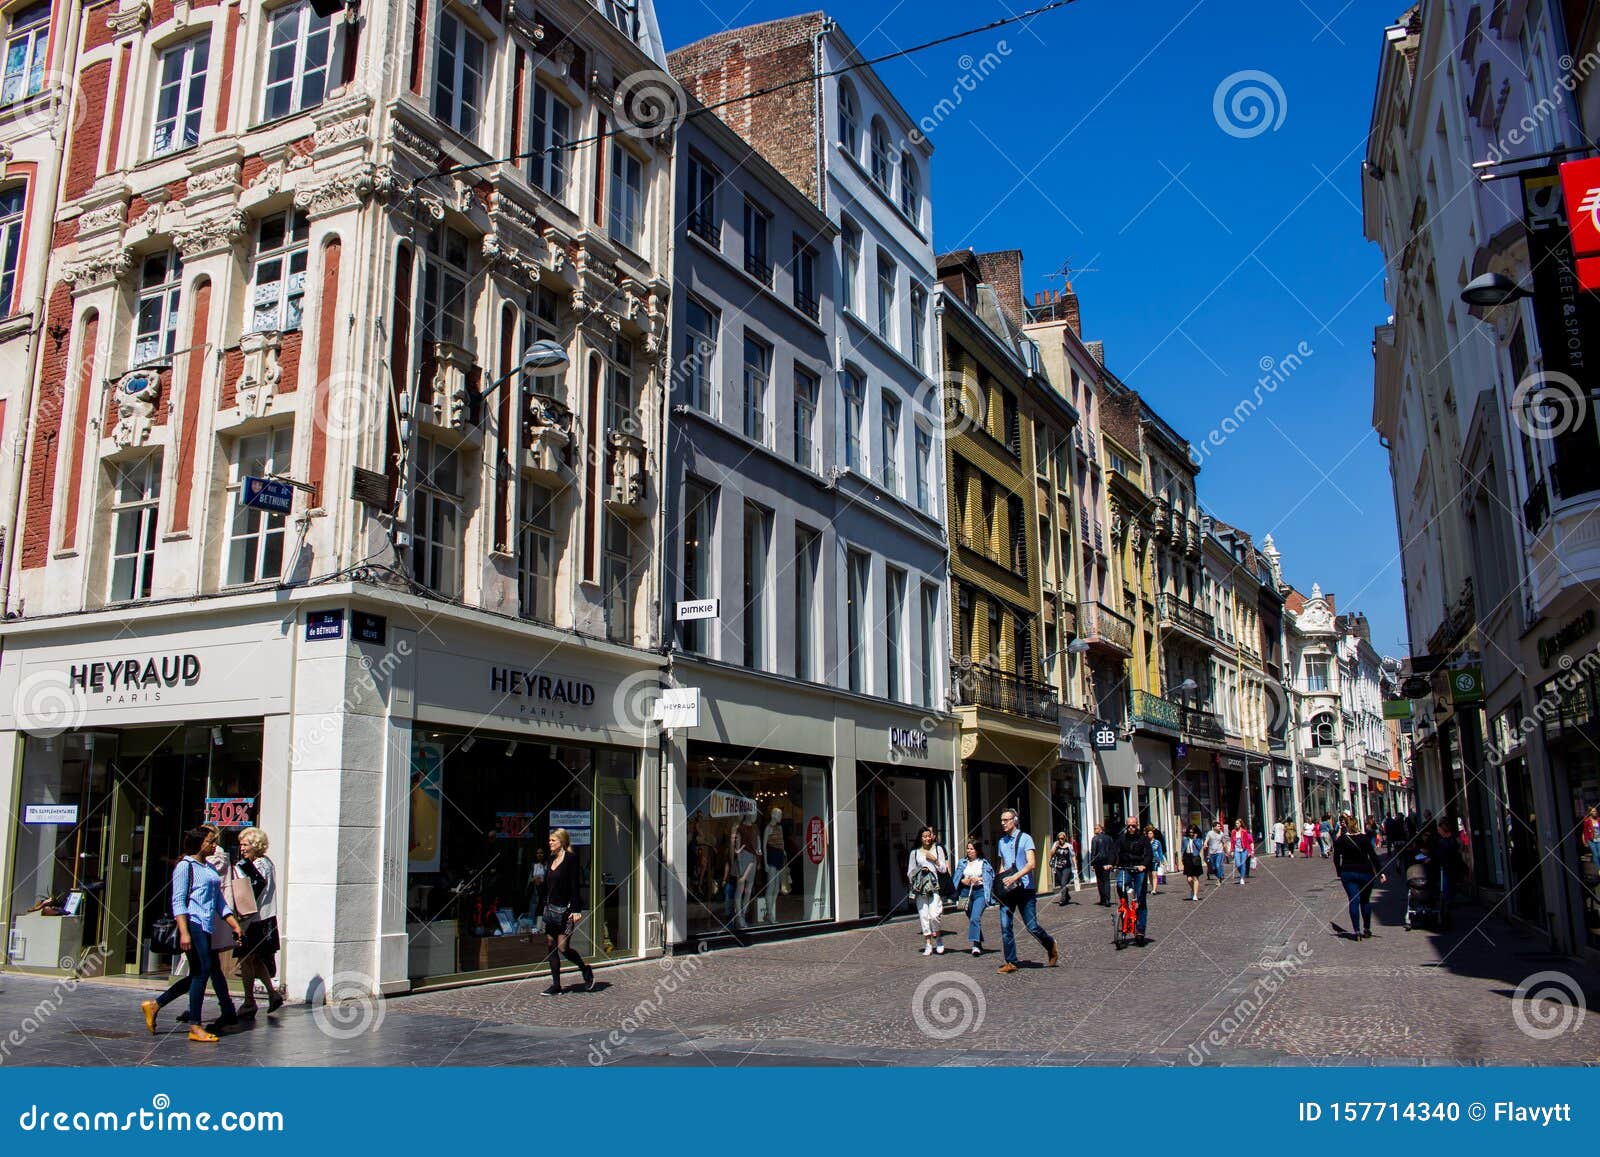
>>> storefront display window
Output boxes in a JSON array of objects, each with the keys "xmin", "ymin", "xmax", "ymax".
[
  {"xmin": 405, "ymin": 730, "xmax": 638, "ymax": 980},
  {"xmin": 856, "ymin": 764, "xmax": 949, "ymax": 918},
  {"xmin": 967, "ymin": 762, "xmax": 1028, "ymax": 852},
  {"xmin": 1566, "ymin": 750, "xmax": 1600, "ymax": 949},
  {"xmin": 685, "ymin": 746, "xmax": 832, "ymax": 937}
]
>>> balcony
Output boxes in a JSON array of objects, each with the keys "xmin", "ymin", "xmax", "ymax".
[
  {"xmin": 687, "ymin": 212, "xmax": 718, "ymax": 247},
  {"xmin": 1130, "ymin": 689, "xmax": 1184, "ymax": 732},
  {"xmin": 951, "ymin": 665, "xmax": 1060, "ymax": 723},
  {"xmin": 1184, "ymin": 708, "xmax": 1226, "ymax": 740},
  {"xmin": 794, "ymin": 289, "xmax": 819, "ymax": 322},
  {"xmin": 1157, "ymin": 592, "xmax": 1214, "ymax": 642},
  {"xmin": 1080, "ymin": 601, "xmax": 1134, "ymax": 656},
  {"xmin": 604, "ymin": 428, "xmax": 649, "ymax": 518},
  {"xmin": 744, "ymin": 251, "xmax": 773, "ymax": 287}
]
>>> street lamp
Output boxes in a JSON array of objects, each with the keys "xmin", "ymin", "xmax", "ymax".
[{"xmin": 1460, "ymin": 272, "xmax": 1533, "ymax": 309}]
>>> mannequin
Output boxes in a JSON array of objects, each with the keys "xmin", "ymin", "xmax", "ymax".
[
  {"xmin": 762, "ymin": 808, "xmax": 785, "ymax": 923},
  {"xmin": 730, "ymin": 827, "xmax": 757, "ymax": 930}
]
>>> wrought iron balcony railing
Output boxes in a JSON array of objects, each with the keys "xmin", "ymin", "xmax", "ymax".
[{"xmin": 951, "ymin": 664, "xmax": 1060, "ymax": 722}]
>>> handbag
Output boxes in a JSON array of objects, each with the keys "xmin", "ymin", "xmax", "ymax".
[
  {"xmin": 227, "ymin": 871, "xmax": 258, "ymax": 919},
  {"xmin": 909, "ymin": 867, "xmax": 938, "ymax": 897},
  {"xmin": 541, "ymin": 902, "xmax": 570, "ymax": 930},
  {"xmin": 240, "ymin": 916, "xmax": 280, "ymax": 959},
  {"xmin": 146, "ymin": 860, "xmax": 194, "ymax": 956}
]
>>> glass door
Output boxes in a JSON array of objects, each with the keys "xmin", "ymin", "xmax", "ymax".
[{"xmin": 592, "ymin": 769, "xmax": 636, "ymax": 960}]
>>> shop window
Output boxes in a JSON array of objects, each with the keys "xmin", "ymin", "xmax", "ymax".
[
  {"xmin": 0, "ymin": 184, "xmax": 24, "ymax": 314},
  {"xmin": 262, "ymin": 1, "xmax": 333, "ymax": 122},
  {"xmin": 685, "ymin": 749, "xmax": 833, "ymax": 936},
  {"xmin": 406, "ymin": 733, "xmax": 639, "ymax": 979},
  {"xmin": 841, "ymin": 367, "xmax": 864, "ymax": 472},
  {"xmin": 680, "ymin": 479, "xmax": 715, "ymax": 655},
  {"xmin": 793, "ymin": 524, "xmax": 819, "ymax": 681},
  {"xmin": 1, "ymin": 3, "xmax": 48, "ymax": 106},
  {"xmin": 847, "ymin": 548, "xmax": 870, "ymax": 693},
  {"xmin": 152, "ymin": 36, "xmax": 209, "ymax": 156},
  {"xmin": 602, "ymin": 514, "xmax": 635, "ymax": 644},
  {"xmin": 885, "ymin": 565, "xmax": 906, "ymax": 700},
  {"xmin": 432, "ymin": 9, "xmax": 486, "ymax": 138},
  {"xmin": 247, "ymin": 209, "xmax": 310, "ymax": 333},
  {"xmin": 742, "ymin": 333, "xmax": 770, "ymax": 446},
  {"xmin": 683, "ymin": 297, "xmax": 717, "ymax": 414},
  {"xmin": 793, "ymin": 366, "xmax": 818, "ymax": 471},
  {"xmin": 225, "ymin": 425, "xmax": 293, "ymax": 586},
  {"xmin": 527, "ymin": 78, "xmax": 572, "ymax": 200},
  {"xmin": 742, "ymin": 502, "xmax": 771, "ymax": 670},
  {"xmin": 517, "ymin": 482, "xmax": 556, "ymax": 623},
  {"xmin": 108, "ymin": 454, "xmax": 161, "ymax": 602},
  {"xmin": 410, "ymin": 435, "xmax": 462, "ymax": 598},
  {"xmin": 608, "ymin": 142, "xmax": 645, "ymax": 251},
  {"xmin": 132, "ymin": 250, "xmax": 182, "ymax": 365},
  {"xmin": 420, "ymin": 225, "xmax": 474, "ymax": 348},
  {"xmin": 879, "ymin": 389, "xmax": 900, "ymax": 494}
]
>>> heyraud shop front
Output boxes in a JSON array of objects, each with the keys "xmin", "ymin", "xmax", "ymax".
[{"xmin": 0, "ymin": 587, "xmax": 665, "ymax": 997}]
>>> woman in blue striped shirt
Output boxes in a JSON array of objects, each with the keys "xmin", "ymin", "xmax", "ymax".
[{"xmin": 141, "ymin": 827, "xmax": 244, "ymax": 1043}]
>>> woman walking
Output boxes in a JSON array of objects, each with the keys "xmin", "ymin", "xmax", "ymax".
[
  {"xmin": 140, "ymin": 827, "xmax": 244, "ymax": 1042},
  {"xmin": 1181, "ymin": 825, "xmax": 1205, "ymax": 901},
  {"xmin": 541, "ymin": 828, "xmax": 594, "ymax": 996},
  {"xmin": 1232, "ymin": 819, "xmax": 1255, "ymax": 884},
  {"xmin": 1146, "ymin": 826, "xmax": 1166, "ymax": 893},
  {"xmin": 1049, "ymin": 832, "xmax": 1076, "ymax": 906},
  {"xmin": 1333, "ymin": 811, "xmax": 1386, "ymax": 939},
  {"xmin": 1284, "ymin": 817, "xmax": 1298, "ymax": 858},
  {"xmin": 953, "ymin": 839, "xmax": 995, "ymax": 955},
  {"xmin": 233, "ymin": 827, "xmax": 283, "ymax": 1018},
  {"xmin": 906, "ymin": 826, "xmax": 949, "ymax": 955}
]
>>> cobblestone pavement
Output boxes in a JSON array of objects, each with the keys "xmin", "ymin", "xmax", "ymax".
[{"xmin": 3, "ymin": 856, "xmax": 1598, "ymax": 1066}]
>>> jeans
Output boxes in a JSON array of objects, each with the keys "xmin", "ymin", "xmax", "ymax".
[
  {"xmin": 1588, "ymin": 840, "xmax": 1600, "ymax": 871},
  {"xmin": 963, "ymin": 890, "xmax": 989, "ymax": 943},
  {"xmin": 1095, "ymin": 868, "xmax": 1113, "ymax": 905},
  {"xmin": 1340, "ymin": 870, "xmax": 1376, "ymax": 933},
  {"xmin": 155, "ymin": 928, "xmax": 236, "ymax": 1025},
  {"xmin": 1208, "ymin": 852, "xmax": 1225, "ymax": 880},
  {"xmin": 1274, "ymin": 841, "xmax": 1285, "ymax": 857},
  {"xmin": 998, "ymin": 892, "xmax": 1054, "ymax": 964},
  {"xmin": 1116, "ymin": 869, "xmax": 1148, "ymax": 934},
  {"xmin": 1235, "ymin": 850, "xmax": 1249, "ymax": 880}
]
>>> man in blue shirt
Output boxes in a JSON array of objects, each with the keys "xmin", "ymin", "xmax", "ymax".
[{"xmin": 995, "ymin": 809, "xmax": 1058, "ymax": 973}]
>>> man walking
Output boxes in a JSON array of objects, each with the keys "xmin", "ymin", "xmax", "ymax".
[
  {"xmin": 995, "ymin": 809, "xmax": 1058, "ymax": 973},
  {"xmin": 1090, "ymin": 823, "xmax": 1117, "ymax": 906},
  {"xmin": 1203, "ymin": 820, "xmax": 1228, "ymax": 885},
  {"xmin": 1049, "ymin": 832, "xmax": 1076, "ymax": 906},
  {"xmin": 1272, "ymin": 819, "xmax": 1286, "ymax": 858},
  {"xmin": 1115, "ymin": 817, "xmax": 1154, "ymax": 947}
]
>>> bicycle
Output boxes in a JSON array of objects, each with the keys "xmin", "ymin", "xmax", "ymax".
[{"xmin": 1114, "ymin": 879, "xmax": 1140, "ymax": 949}]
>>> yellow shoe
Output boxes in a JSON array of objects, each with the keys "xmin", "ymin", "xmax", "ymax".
[
  {"xmin": 140, "ymin": 1000, "xmax": 158, "ymax": 1035},
  {"xmin": 187, "ymin": 1027, "xmax": 219, "ymax": 1044}
]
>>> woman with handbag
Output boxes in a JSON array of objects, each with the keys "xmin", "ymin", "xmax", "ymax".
[
  {"xmin": 541, "ymin": 827, "xmax": 594, "ymax": 996},
  {"xmin": 952, "ymin": 838, "xmax": 995, "ymax": 955},
  {"xmin": 234, "ymin": 827, "xmax": 283, "ymax": 1018},
  {"xmin": 1181, "ymin": 825, "xmax": 1205, "ymax": 901},
  {"xmin": 906, "ymin": 826, "xmax": 949, "ymax": 955},
  {"xmin": 140, "ymin": 827, "xmax": 243, "ymax": 1043}
]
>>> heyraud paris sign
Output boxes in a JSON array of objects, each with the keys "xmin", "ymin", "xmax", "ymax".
[
  {"xmin": 489, "ymin": 666, "xmax": 597, "ymax": 707},
  {"xmin": 69, "ymin": 654, "xmax": 202, "ymax": 702}
]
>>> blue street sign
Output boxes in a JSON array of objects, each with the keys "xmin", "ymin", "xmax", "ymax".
[
  {"xmin": 242, "ymin": 476, "xmax": 295, "ymax": 514},
  {"xmin": 306, "ymin": 610, "xmax": 345, "ymax": 641}
]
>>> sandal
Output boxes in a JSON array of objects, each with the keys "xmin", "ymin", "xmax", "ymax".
[{"xmin": 187, "ymin": 1027, "xmax": 220, "ymax": 1044}]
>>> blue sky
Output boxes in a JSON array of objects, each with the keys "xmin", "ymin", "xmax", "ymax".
[{"xmin": 666, "ymin": 0, "xmax": 1413, "ymax": 658}]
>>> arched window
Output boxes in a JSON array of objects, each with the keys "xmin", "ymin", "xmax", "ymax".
[
  {"xmin": 838, "ymin": 81, "xmax": 859, "ymax": 155},
  {"xmin": 899, "ymin": 152, "xmax": 918, "ymax": 222},
  {"xmin": 1311, "ymin": 711, "xmax": 1337, "ymax": 749},
  {"xmin": 870, "ymin": 119, "xmax": 892, "ymax": 193}
]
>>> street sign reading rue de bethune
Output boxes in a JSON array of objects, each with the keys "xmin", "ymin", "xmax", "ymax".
[{"xmin": 242, "ymin": 476, "xmax": 295, "ymax": 515}]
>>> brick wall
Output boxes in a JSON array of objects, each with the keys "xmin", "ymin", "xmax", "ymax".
[
  {"xmin": 1100, "ymin": 390, "xmax": 1142, "ymax": 456},
  {"xmin": 63, "ymin": 61, "xmax": 110, "ymax": 202},
  {"xmin": 975, "ymin": 250, "xmax": 1023, "ymax": 327},
  {"xmin": 21, "ymin": 282, "xmax": 75, "ymax": 569}
]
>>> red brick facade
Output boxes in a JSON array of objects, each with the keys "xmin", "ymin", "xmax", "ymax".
[
  {"xmin": 59, "ymin": 310, "xmax": 100, "ymax": 552},
  {"xmin": 21, "ymin": 282, "xmax": 75, "ymax": 569}
]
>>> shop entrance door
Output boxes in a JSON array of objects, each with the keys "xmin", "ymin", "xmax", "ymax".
[
  {"xmin": 590, "ymin": 777, "xmax": 636, "ymax": 960},
  {"xmin": 857, "ymin": 768, "xmax": 949, "ymax": 919}
]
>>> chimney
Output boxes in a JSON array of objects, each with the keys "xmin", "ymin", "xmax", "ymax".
[
  {"xmin": 1058, "ymin": 282, "xmax": 1081, "ymax": 337},
  {"xmin": 974, "ymin": 250, "xmax": 1024, "ymax": 328}
]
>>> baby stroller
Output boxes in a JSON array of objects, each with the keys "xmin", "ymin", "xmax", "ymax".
[{"xmin": 1404, "ymin": 858, "xmax": 1439, "ymax": 930}]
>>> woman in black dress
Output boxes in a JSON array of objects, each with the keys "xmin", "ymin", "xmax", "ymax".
[{"xmin": 542, "ymin": 827, "xmax": 594, "ymax": 995}]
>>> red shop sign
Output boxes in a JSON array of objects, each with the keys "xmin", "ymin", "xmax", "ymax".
[
  {"xmin": 806, "ymin": 816, "xmax": 827, "ymax": 864},
  {"xmin": 1560, "ymin": 157, "xmax": 1600, "ymax": 290},
  {"xmin": 204, "ymin": 797, "xmax": 254, "ymax": 829}
]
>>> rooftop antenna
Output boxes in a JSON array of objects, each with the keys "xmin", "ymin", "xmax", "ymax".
[{"xmin": 1045, "ymin": 257, "xmax": 1100, "ymax": 283}]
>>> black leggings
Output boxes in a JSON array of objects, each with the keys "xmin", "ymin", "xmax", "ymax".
[{"xmin": 545, "ymin": 924, "xmax": 592, "ymax": 990}]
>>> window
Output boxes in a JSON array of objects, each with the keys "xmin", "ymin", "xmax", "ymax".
[
  {"xmin": 421, "ymin": 226, "xmax": 473, "ymax": 347},
  {"xmin": 683, "ymin": 298, "xmax": 717, "ymax": 413},
  {"xmin": 1, "ymin": 3, "xmax": 49, "ymax": 106},
  {"xmin": 1035, "ymin": 426, "xmax": 1050, "ymax": 478},
  {"xmin": 793, "ymin": 367, "xmax": 818, "ymax": 470},
  {"xmin": 1008, "ymin": 494, "xmax": 1026, "ymax": 571},
  {"xmin": 742, "ymin": 199, "xmax": 771, "ymax": 284},
  {"xmin": 680, "ymin": 479, "xmax": 715, "ymax": 655},
  {"xmin": 1311, "ymin": 711, "xmax": 1337, "ymax": 749},
  {"xmin": 885, "ymin": 566, "xmax": 906, "ymax": 700},
  {"xmin": 602, "ymin": 515, "xmax": 635, "ymax": 643},
  {"xmin": 899, "ymin": 154, "xmax": 919, "ymax": 222},
  {"xmin": 109, "ymin": 455, "xmax": 161, "ymax": 602},
  {"xmin": 153, "ymin": 36, "xmax": 209, "ymax": 156},
  {"xmin": 133, "ymin": 250, "xmax": 182, "ymax": 365},
  {"xmin": 263, "ymin": 1, "xmax": 333, "ymax": 121},
  {"xmin": 1002, "ymin": 391, "xmax": 1020, "ymax": 455},
  {"xmin": 225, "ymin": 426, "xmax": 293, "ymax": 586},
  {"xmin": 0, "ymin": 185, "xmax": 23, "ymax": 313},
  {"xmin": 870, "ymin": 120, "xmax": 892, "ymax": 192},
  {"xmin": 879, "ymin": 390, "xmax": 900, "ymax": 494},
  {"xmin": 1306, "ymin": 657, "xmax": 1330, "ymax": 692},
  {"xmin": 606, "ymin": 337, "xmax": 635, "ymax": 434},
  {"xmin": 433, "ymin": 10, "xmax": 486, "ymax": 137},
  {"xmin": 920, "ymin": 583, "xmax": 939, "ymax": 708},
  {"xmin": 528, "ymin": 80, "xmax": 572, "ymax": 199},
  {"xmin": 517, "ymin": 482, "xmax": 557, "ymax": 622},
  {"xmin": 742, "ymin": 333, "xmax": 770, "ymax": 445},
  {"xmin": 521, "ymin": 285, "xmax": 562, "ymax": 396},
  {"xmin": 609, "ymin": 143, "xmax": 645, "ymax": 251},
  {"xmin": 685, "ymin": 153, "xmax": 717, "ymax": 243},
  {"xmin": 248, "ymin": 209, "xmax": 310, "ymax": 332},
  {"xmin": 411, "ymin": 436, "xmax": 463, "ymax": 598},
  {"xmin": 792, "ymin": 237, "xmax": 818, "ymax": 320},
  {"xmin": 842, "ymin": 368, "xmax": 865, "ymax": 472},
  {"xmin": 914, "ymin": 424, "xmax": 932, "ymax": 513},
  {"xmin": 838, "ymin": 81, "xmax": 859, "ymax": 155},
  {"xmin": 841, "ymin": 219, "xmax": 861, "ymax": 313},
  {"xmin": 794, "ymin": 524, "xmax": 819, "ymax": 681},
  {"xmin": 742, "ymin": 503, "xmax": 771, "ymax": 669},
  {"xmin": 847, "ymin": 549, "xmax": 870, "ymax": 693},
  {"xmin": 909, "ymin": 284, "xmax": 927, "ymax": 370},
  {"xmin": 876, "ymin": 254, "xmax": 896, "ymax": 343}
]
